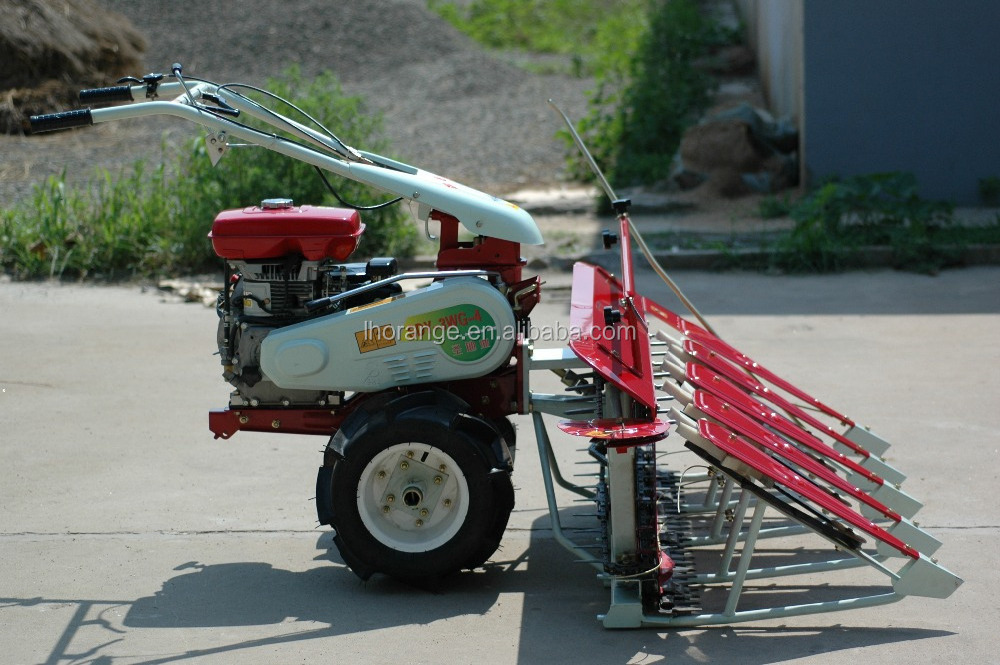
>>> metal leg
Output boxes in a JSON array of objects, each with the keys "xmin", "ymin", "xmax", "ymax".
[{"xmin": 531, "ymin": 412, "xmax": 603, "ymax": 572}]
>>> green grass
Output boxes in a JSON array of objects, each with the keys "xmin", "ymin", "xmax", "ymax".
[
  {"xmin": 756, "ymin": 172, "xmax": 1000, "ymax": 273},
  {"xmin": 430, "ymin": 0, "xmax": 727, "ymax": 189},
  {"xmin": 428, "ymin": 0, "xmax": 646, "ymax": 69},
  {"xmin": 1, "ymin": 67, "xmax": 416, "ymax": 281}
]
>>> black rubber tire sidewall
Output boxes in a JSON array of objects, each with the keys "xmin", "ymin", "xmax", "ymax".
[{"xmin": 330, "ymin": 409, "xmax": 501, "ymax": 582}]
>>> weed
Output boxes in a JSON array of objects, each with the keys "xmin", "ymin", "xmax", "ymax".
[
  {"xmin": 756, "ymin": 194, "xmax": 792, "ymax": 219},
  {"xmin": 1, "ymin": 67, "xmax": 416, "ymax": 280},
  {"xmin": 978, "ymin": 176, "xmax": 1000, "ymax": 206},
  {"xmin": 769, "ymin": 172, "xmax": 961, "ymax": 274}
]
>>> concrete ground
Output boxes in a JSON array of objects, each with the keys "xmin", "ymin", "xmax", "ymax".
[{"xmin": 1, "ymin": 265, "xmax": 998, "ymax": 664}]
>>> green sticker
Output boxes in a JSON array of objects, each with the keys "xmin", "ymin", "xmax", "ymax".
[{"xmin": 403, "ymin": 304, "xmax": 498, "ymax": 362}]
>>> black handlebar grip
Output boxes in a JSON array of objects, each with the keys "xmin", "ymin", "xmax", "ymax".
[
  {"xmin": 29, "ymin": 109, "xmax": 94, "ymax": 133},
  {"xmin": 79, "ymin": 85, "xmax": 134, "ymax": 105}
]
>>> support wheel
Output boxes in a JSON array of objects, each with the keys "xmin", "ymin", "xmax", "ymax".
[{"xmin": 320, "ymin": 391, "xmax": 514, "ymax": 582}]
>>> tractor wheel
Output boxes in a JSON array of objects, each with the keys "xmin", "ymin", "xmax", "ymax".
[{"xmin": 323, "ymin": 391, "xmax": 514, "ymax": 582}]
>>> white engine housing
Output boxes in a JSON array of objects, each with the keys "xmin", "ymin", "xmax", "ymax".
[{"xmin": 260, "ymin": 277, "xmax": 517, "ymax": 392}]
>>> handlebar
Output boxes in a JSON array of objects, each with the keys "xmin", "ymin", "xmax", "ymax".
[
  {"xmin": 23, "ymin": 65, "xmax": 544, "ymax": 245},
  {"xmin": 29, "ymin": 109, "xmax": 93, "ymax": 133},
  {"xmin": 79, "ymin": 85, "xmax": 134, "ymax": 105}
]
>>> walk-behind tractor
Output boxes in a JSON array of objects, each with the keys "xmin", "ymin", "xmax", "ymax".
[{"xmin": 30, "ymin": 65, "xmax": 962, "ymax": 628}]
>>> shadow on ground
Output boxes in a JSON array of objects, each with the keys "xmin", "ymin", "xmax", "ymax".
[{"xmin": 5, "ymin": 510, "xmax": 955, "ymax": 665}]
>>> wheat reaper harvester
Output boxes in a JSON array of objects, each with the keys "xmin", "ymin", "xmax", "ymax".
[{"xmin": 29, "ymin": 64, "xmax": 962, "ymax": 628}]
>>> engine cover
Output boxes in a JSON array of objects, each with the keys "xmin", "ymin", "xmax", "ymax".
[
  {"xmin": 210, "ymin": 203, "xmax": 364, "ymax": 261},
  {"xmin": 260, "ymin": 277, "xmax": 517, "ymax": 392}
]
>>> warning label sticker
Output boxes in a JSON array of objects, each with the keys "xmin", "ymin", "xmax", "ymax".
[{"xmin": 354, "ymin": 324, "xmax": 397, "ymax": 354}]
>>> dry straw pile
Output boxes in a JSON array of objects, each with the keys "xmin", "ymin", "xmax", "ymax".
[{"xmin": 0, "ymin": 0, "xmax": 146, "ymax": 133}]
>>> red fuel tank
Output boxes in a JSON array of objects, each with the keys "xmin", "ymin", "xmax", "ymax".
[{"xmin": 209, "ymin": 200, "xmax": 364, "ymax": 261}]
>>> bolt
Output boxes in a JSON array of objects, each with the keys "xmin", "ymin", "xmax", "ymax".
[
  {"xmin": 415, "ymin": 519, "xmax": 424, "ymax": 527},
  {"xmin": 382, "ymin": 505, "xmax": 391, "ymax": 513},
  {"xmin": 419, "ymin": 509, "xmax": 429, "ymax": 517},
  {"xmin": 443, "ymin": 498, "xmax": 452, "ymax": 508},
  {"xmin": 238, "ymin": 415, "xmax": 249, "ymax": 425},
  {"xmin": 271, "ymin": 419, "xmax": 281, "ymax": 429},
  {"xmin": 377, "ymin": 470, "xmax": 387, "ymax": 479},
  {"xmin": 406, "ymin": 450, "xmax": 415, "ymax": 459},
  {"xmin": 400, "ymin": 461, "xmax": 409, "ymax": 470},
  {"xmin": 434, "ymin": 476, "xmax": 443, "ymax": 485},
  {"xmin": 386, "ymin": 494, "xmax": 395, "ymax": 504},
  {"xmin": 439, "ymin": 464, "xmax": 447, "ymax": 472}
]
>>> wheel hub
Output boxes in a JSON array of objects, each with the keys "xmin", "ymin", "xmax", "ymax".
[{"xmin": 357, "ymin": 443, "xmax": 470, "ymax": 552}]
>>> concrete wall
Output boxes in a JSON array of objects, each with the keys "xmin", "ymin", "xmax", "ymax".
[
  {"xmin": 736, "ymin": 0, "xmax": 802, "ymax": 126},
  {"xmin": 739, "ymin": 0, "xmax": 1000, "ymax": 204}
]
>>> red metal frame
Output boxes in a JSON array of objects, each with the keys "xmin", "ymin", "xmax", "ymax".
[
  {"xmin": 568, "ymin": 262, "xmax": 656, "ymax": 410},
  {"xmin": 683, "ymin": 339, "xmax": 870, "ymax": 458},
  {"xmin": 698, "ymin": 419, "xmax": 919, "ymax": 559},
  {"xmin": 684, "ymin": 361, "xmax": 885, "ymax": 486},
  {"xmin": 693, "ymin": 389, "xmax": 901, "ymax": 522},
  {"xmin": 641, "ymin": 295, "xmax": 855, "ymax": 428},
  {"xmin": 209, "ymin": 407, "xmax": 351, "ymax": 439},
  {"xmin": 433, "ymin": 211, "xmax": 525, "ymax": 284}
]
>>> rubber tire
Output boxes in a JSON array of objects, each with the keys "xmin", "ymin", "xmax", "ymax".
[{"xmin": 326, "ymin": 391, "xmax": 514, "ymax": 582}]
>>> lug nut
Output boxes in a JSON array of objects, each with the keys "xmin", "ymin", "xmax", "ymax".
[
  {"xmin": 419, "ymin": 509, "xmax": 429, "ymax": 517},
  {"xmin": 400, "ymin": 461, "xmax": 409, "ymax": 470},
  {"xmin": 434, "ymin": 476, "xmax": 443, "ymax": 485},
  {"xmin": 415, "ymin": 519, "xmax": 424, "ymax": 527},
  {"xmin": 382, "ymin": 505, "xmax": 391, "ymax": 513},
  {"xmin": 386, "ymin": 494, "xmax": 395, "ymax": 504},
  {"xmin": 443, "ymin": 498, "xmax": 452, "ymax": 507},
  {"xmin": 406, "ymin": 450, "xmax": 415, "ymax": 459},
  {"xmin": 377, "ymin": 470, "xmax": 386, "ymax": 479}
]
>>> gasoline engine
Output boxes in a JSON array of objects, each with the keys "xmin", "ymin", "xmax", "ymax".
[{"xmin": 211, "ymin": 198, "xmax": 518, "ymax": 411}]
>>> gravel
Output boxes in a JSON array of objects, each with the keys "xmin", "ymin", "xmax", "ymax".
[{"xmin": 1, "ymin": 0, "xmax": 594, "ymax": 204}]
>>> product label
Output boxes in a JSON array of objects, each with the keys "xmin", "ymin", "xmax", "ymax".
[
  {"xmin": 402, "ymin": 304, "xmax": 497, "ymax": 362},
  {"xmin": 354, "ymin": 324, "xmax": 397, "ymax": 354}
]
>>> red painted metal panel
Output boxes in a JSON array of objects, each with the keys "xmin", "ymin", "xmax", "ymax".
[
  {"xmin": 210, "ymin": 205, "xmax": 363, "ymax": 261},
  {"xmin": 556, "ymin": 417, "xmax": 668, "ymax": 442},
  {"xmin": 641, "ymin": 294, "xmax": 856, "ymax": 428},
  {"xmin": 684, "ymin": 362, "xmax": 884, "ymax": 486},
  {"xmin": 684, "ymin": 333, "xmax": 855, "ymax": 428},
  {"xmin": 683, "ymin": 339, "xmax": 870, "ymax": 458},
  {"xmin": 693, "ymin": 390, "xmax": 900, "ymax": 521},
  {"xmin": 698, "ymin": 420, "xmax": 919, "ymax": 559},
  {"xmin": 568, "ymin": 262, "xmax": 656, "ymax": 410}
]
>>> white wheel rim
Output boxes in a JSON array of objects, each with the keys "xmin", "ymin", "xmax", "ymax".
[{"xmin": 356, "ymin": 442, "xmax": 470, "ymax": 553}]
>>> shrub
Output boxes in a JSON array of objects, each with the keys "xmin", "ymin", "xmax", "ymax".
[
  {"xmin": 0, "ymin": 66, "xmax": 416, "ymax": 280},
  {"xmin": 770, "ymin": 172, "xmax": 959, "ymax": 273},
  {"xmin": 176, "ymin": 65, "xmax": 417, "ymax": 260}
]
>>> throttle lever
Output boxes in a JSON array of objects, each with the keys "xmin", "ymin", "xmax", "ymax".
[{"xmin": 200, "ymin": 93, "xmax": 241, "ymax": 117}]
